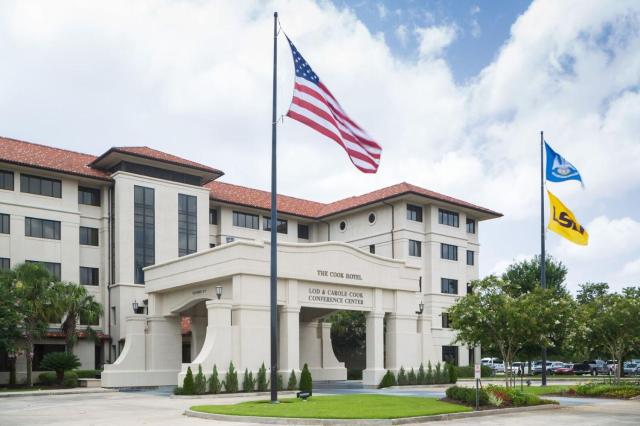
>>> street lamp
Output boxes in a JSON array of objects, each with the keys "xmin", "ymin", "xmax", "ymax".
[
  {"xmin": 132, "ymin": 300, "xmax": 139, "ymax": 313},
  {"xmin": 415, "ymin": 301, "xmax": 424, "ymax": 315},
  {"xmin": 216, "ymin": 285, "xmax": 223, "ymax": 300}
]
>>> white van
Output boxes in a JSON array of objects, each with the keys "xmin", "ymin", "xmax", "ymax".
[{"xmin": 481, "ymin": 357, "xmax": 505, "ymax": 373}]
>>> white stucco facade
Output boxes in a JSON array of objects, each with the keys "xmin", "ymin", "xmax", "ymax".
[{"xmin": 0, "ymin": 138, "xmax": 500, "ymax": 385}]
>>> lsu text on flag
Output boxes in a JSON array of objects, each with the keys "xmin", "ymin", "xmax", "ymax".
[
  {"xmin": 285, "ymin": 36, "xmax": 382, "ymax": 173},
  {"xmin": 545, "ymin": 141, "xmax": 583, "ymax": 185},
  {"xmin": 547, "ymin": 190, "xmax": 589, "ymax": 246}
]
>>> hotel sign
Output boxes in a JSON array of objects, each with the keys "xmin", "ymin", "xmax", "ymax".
[
  {"xmin": 299, "ymin": 282, "xmax": 372, "ymax": 309},
  {"xmin": 316, "ymin": 269, "xmax": 363, "ymax": 281}
]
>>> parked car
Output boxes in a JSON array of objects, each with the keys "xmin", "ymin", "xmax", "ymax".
[
  {"xmin": 572, "ymin": 362, "xmax": 594, "ymax": 375},
  {"xmin": 549, "ymin": 361, "xmax": 566, "ymax": 374},
  {"xmin": 553, "ymin": 363, "xmax": 575, "ymax": 375},
  {"xmin": 481, "ymin": 357, "xmax": 505, "ymax": 373},
  {"xmin": 532, "ymin": 361, "xmax": 552, "ymax": 375},
  {"xmin": 623, "ymin": 362, "xmax": 640, "ymax": 376},
  {"xmin": 510, "ymin": 362, "xmax": 530, "ymax": 375},
  {"xmin": 607, "ymin": 360, "xmax": 618, "ymax": 374},
  {"xmin": 586, "ymin": 360, "xmax": 609, "ymax": 375}
]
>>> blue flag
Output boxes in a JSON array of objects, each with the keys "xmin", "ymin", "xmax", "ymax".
[{"xmin": 545, "ymin": 141, "xmax": 583, "ymax": 185}]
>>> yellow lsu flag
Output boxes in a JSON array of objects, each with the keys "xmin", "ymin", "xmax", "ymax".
[{"xmin": 547, "ymin": 190, "xmax": 589, "ymax": 245}]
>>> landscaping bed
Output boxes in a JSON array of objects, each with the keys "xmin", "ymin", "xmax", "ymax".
[
  {"xmin": 191, "ymin": 394, "xmax": 471, "ymax": 419},
  {"xmin": 445, "ymin": 385, "xmax": 557, "ymax": 409},
  {"xmin": 551, "ymin": 383, "xmax": 640, "ymax": 399}
]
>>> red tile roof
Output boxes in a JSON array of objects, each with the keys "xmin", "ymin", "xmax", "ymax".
[
  {"xmin": 207, "ymin": 181, "xmax": 502, "ymax": 219},
  {"xmin": 90, "ymin": 146, "xmax": 223, "ymax": 176},
  {"xmin": 0, "ymin": 136, "xmax": 109, "ymax": 180}
]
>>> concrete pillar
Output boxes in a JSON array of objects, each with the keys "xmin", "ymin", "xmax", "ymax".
[
  {"xmin": 418, "ymin": 315, "xmax": 433, "ymax": 364},
  {"xmin": 146, "ymin": 315, "xmax": 181, "ymax": 374},
  {"xmin": 232, "ymin": 304, "xmax": 270, "ymax": 371},
  {"xmin": 386, "ymin": 314, "xmax": 419, "ymax": 371},
  {"xmin": 278, "ymin": 306, "xmax": 300, "ymax": 378},
  {"xmin": 299, "ymin": 321, "xmax": 322, "ymax": 370},
  {"xmin": 186, "ymin": 301, "xmax": 232, "ymax": 377},
  {"xmin": 319, "ymin": 322, "xmax": 347, "ymax": 380},
  {"xmin": 363, "ymin": 311, "xmax": 385, "ymax": 386}
]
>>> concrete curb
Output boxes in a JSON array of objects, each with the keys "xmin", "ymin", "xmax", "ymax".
[
  {"xmin": 185, "ymin": 403, "xmax": 563, "ymax": 425},
  {"xmin": 171, "ymin": 391, "xmax": 298, "ymax": 399},
  {"xmin": 0, "ymin": 388, "xmax": 117, "ymax": 398}
]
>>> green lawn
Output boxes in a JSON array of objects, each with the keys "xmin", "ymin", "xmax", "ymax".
[{"xmin": 191, "ymin": 394, "xmax": 471, "ymax": 419}]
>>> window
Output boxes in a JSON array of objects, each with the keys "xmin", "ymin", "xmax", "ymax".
[
  {"xmin": 409, "ymin": 239, "xmax": 422, "ymax": 257},
  {"xmin": 209, "ymin": 208, "xmax": 218, "ymax": 225},
  {"xmin": 339, "ymin": 221, "xmax": 346, "ymax": 231},
  {"xmin": 438, "ymin": 209, "xmax": 459, "ymax": 227},
  {"xmin": 25, "ymin": 217, "xmax": 61, "ymax": 240},
  {"xmin": 111, "ymin": 307, "xmax": 116, "ymax": 325},
  {"xmin": 407, "ymin": 204, "xmax": 423, "ymax": 222},
  {"xmin": 263, "ymin": 216, "xmax": 288, "ymax": 234},
  {"xmin": 20, "ymin": 174, "xmax": 61, "ymax": 198},
  {"xmin": 79, "ymin": 226, "xmax": 99, "ymax": 246},
  {"xmin": 368, "ymin": 213, "xmax": 376, "ymax": 224},
  {"xmin": 442, "ymin": 345, "xmax": 459, "ymax": 366},
  {"xmin": 441, "ymin": 278, "xmax": 458, "ymax": 294},
  {"xmin": 78, "ymin": 187, "xmax": 101, "ymax": 206},
  {"xmin": 298, "ymin": 224, "xmax": 309, "ymax": 239},
  {"xmin": 0, "ymin": 170, "xmax": 13, "ymax": 190},
  {"xmin": 33, "ymin": 344, "xmax": 66, "ymax": 371},
  {"xmin": 466, "ymin": 282, "xmax": 473, "ymax": 295},
  {"xmin": 466, "ymin": 250, "xmax": 474, "ymax": 265},
  {"xmin": 178, "ymin": 194, "xmax": 197, "ymax": 256},
  {"xmin": 232, "ymin": 211, "xmax": 259, "ymax": 229},
  {"xmin": 442, "ymin": 312, "xmax": 451, "ymax": 328},
  {"xmin": 134, "ymin": 186, "xmax": 155, "ymax": 284},
  {"xmin": 369, "ymin": 244, "xmax": 375, "ymax": 254},
  {"xmin": 26, "ymin": 261, "xmax": 61, "ymax": 280},
  {"xmin": 0, "ymin": 213, "xmax": 9, "ymax": 234},
  {"xmin": 466, "ymin": 218, "xmax": 476, "ymax": 234},
  {"xmin": 441, "ymin": 243, "xmax": 458, "ymax": 260},
  {"xmin": 79, "ymin": 267, "xmax": 99, "ymax": 286},
  {"xmin": 0, "ymin": 258, "xmax": 9, "ymax": 271},
  {"xmin": 469, "ymin": 348, "xmax": 475, "ymax": 365}
]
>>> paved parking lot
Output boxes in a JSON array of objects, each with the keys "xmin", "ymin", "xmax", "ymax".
[{"xmin": 0, "ymin": 387, "xmax": 638, "ymax": 425}]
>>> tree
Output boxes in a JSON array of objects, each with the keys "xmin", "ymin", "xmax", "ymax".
[
  {"xmin": 224, "ymin": 362, "xmax": 238, "ymax": 392},
  {"xmin": 576, "ymin": 282, "xmax": 609, "ymax": 305},
  {"xmin": 287, "ymin": 369, "xmax": 297, "ymax": 390},
  {"xmin": 502, "ymin": 255, "xmax": 568, "ymax": 296},
  {"xmin": 329, "ymin": 311, "xmax": 366, "ymax": 371},
  {"xmin": 575, "ymin": 290, "xmax": 640, "ymax": 382},
  {"xmin": 183, "ymin": 367, "xmax": 195, "ymax": 394},
  {"xmin": 194, "ymin": 364, "xmax": 206, "ymax": 394},
  {"xmin": 208, "ymin": 364, "xmax": 222, "ymax": 394},
  {"xmin": 0, "ymin": 271, "xmax": 24, "ymax": 385},
  {"xmin": 256, "ymin": 362, "xmax": 268, "ymax": 392},
  {"xmin": 39, "ymin": 352, "xmax": 81, "ymax": 384},
  {"xmin": 299, "ymin": 363, "xmax": 312, "ymax": 394},
  {"xmin": 10, "ymin": 263, "xmax": 61, "ymax": 386},
  {"xmin": 56, "ymin": 282, "xmax": 103, "ymax": 352}
]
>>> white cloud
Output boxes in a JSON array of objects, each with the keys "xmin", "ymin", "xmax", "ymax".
[
  {"xmin": 415, "ymin": 24, "xmax": 457, "ymax": 58},
  {"xmin": 377, "ymin": 3, "xmax": 387, "ymax": 20},
  {"xmin": 469, "ymin": 5, "xmax": 481, "ymax": 38},
  {"xmin": 395, "ymin": 24, "xmax": 409, "ymax": 46},
  {"xmin": 0, "ymin": 0, "xmax": 638, "ymax": 289}
]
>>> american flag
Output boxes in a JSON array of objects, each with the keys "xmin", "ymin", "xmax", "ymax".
[{"xmin": 285, "ymin": 37, "xmax": 382, "ymax": 173}]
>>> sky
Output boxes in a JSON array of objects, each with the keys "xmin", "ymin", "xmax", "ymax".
[{"xmin": 0, "ymin": 0, "xmax": 638, "ymax": 293}]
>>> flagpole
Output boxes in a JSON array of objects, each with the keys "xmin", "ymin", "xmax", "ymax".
[
  {"xmin": 270, "ymin": 11, "xmax": 279, "ymax": 403},
  {"xmin": 540, "ymin": 130, "xmax": 547, "ymax": 386}
]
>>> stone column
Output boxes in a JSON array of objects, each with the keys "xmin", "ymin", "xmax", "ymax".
[
  {"xmin": 278, "ymin": 306, "xmax": 300, "ymax": 380},
  {"xmin": 386, "ymin": 313, "xmax": 419, "ymax": 371},
  {"xmin": 189, "ymin": 301, "xmax": 232, "ymax": 375},
  {"xmin": 418, "ymin": 315, "xmax": 433, "ymax": 364},
  {"xmin": 363, "ymin": 311, "xmax": 385, "ymax": 386},
  {"xmin": 146, "ymin": 315, "xmax": 182, "ymax": 374},
  {"xmin": 320, "ymin": 322, "xmax": 347, "ymax": 380},
  {"xmin": 190, "ymin": 315, "xmax": 207, "ymax": 361},
  {"xmin": 102, "ymin": 316, "xmax": 147, "ymax": 388}
]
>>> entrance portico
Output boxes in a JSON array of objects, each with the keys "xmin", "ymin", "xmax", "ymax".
[{"xmin": 102, "ymin": 240, "xmax": 424, "ymax": 388}]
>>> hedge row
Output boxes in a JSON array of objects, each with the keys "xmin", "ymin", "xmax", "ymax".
[
  {"xmin": 573, "ymin": 383, "xmax": 640, "ymax": 399},
  {"xmin": 378, "ymin": 362, "xmax": 457, "ymax": 388},
  {"xmin": 446, "ymin": 385, "xmax": 552, "ymax": 407},
  {"xmin": 175, "ymin": 362, "xmax": 312, "ymax": 395},
  {"xmin": 454, "ymin": 365, "xmax": 493, "ymax": 378},
  {"xmin": 37, "ymin": 371, "xmax": 79, "ymax": 387}
]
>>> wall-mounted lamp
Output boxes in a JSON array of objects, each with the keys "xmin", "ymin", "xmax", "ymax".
[
  {"xmin": 132, "ymin": 300, "xmax": 139, "ymax": 313},
  {"xmin": 416, "ymin": 301, "xmax": 424, "ymax": 315},
  {"xmin": 216, "ymin": 285, "xmax": 223, "ymax": 300}
]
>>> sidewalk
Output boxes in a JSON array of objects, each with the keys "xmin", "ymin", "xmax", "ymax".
[{"xmin": 0, "ymin": 387, "xmax": 117, "ymax": 398}]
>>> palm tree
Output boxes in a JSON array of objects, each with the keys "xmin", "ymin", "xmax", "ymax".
[
  {"xmin": 10, "ymin": 263, "xmax": 60, "ymax": 386},
  {"xmin": 56, "ymin": 283, "xmax": 103, "ymax": 352}
]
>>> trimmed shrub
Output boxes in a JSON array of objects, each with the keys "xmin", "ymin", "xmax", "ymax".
[
  {"xmin": 287, "ymin": 370, "xmax": 297, "ymax": 390},
  {"xmin": 74, "ymin": 369, "xmax": 101, "ymax": 379},
  {"xmin": 299, "ymin": 363, "xmax": 312, "ymax": 394},
  {"xmin": 454, "ymin": 365, "xmax": 492, "ymax": 378},
  {"xmin": 408, "ymin": 368, "xmax": 417, "ymax": 385},
  {"xmin": 39, "ymin": 352, "xmax": 81, "ymax": 384},
  {"xmin": 208, "ymin": 364, "xmax": 222, "ymax": 394},
  {"xmin": 448, "ymin": 363, "xmax": 457, "ymax": 384},
  {"xmin": 242, "ymin": 368, "xmax": 256, "ymax": 392},
  {"xmin": 224, "ymin": 362, "xmax": 239, "ymax": 393},
  {"xmin": 194, "ymin": 365, "xmax": 207, "ymax": 395},
  {"xmin": 417, "ymin": 363, "xmax": 426, "ymax": 385},
  {"xmin": 485, "ymin": 385, "xmax": 548, "ymax": 407},
  {"xmin": 277, "ymin": 374, "xmax": 284, "ymax": 391},
  {"xmin": 426, "ymin": 361, "xmax": 434, "ymax": 384},
  {"xmin": 397, "ymin": 366, "xmax": 408, "ymax": 385},
  {"xmin": 183, "ymin": 367, "xmax": 195, "ymax": 395},
  {"xmin": 38, "ymin": 371, "xmax": 57, "ymax": 386},
  {"xmin": 62, "ymin": 371, "xmax": 78, "ymax": 388},
  {"xmin": 574, "ymin": 383, "xmax": 640, "ymax": 399},
  {"xmin": 434, "ymin": 362, "xmax": 443, "ymax": 384},
  {"xmin": 378, "ymin": 370, "xmax": 396, "ymax": 388},
  {"xmin": 257, "ymin": 363, "xmax": 268, "ymax": 392},
  {"xmin": 445, "ymin": 385, "xmax": 489, "ymax": 406}
]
